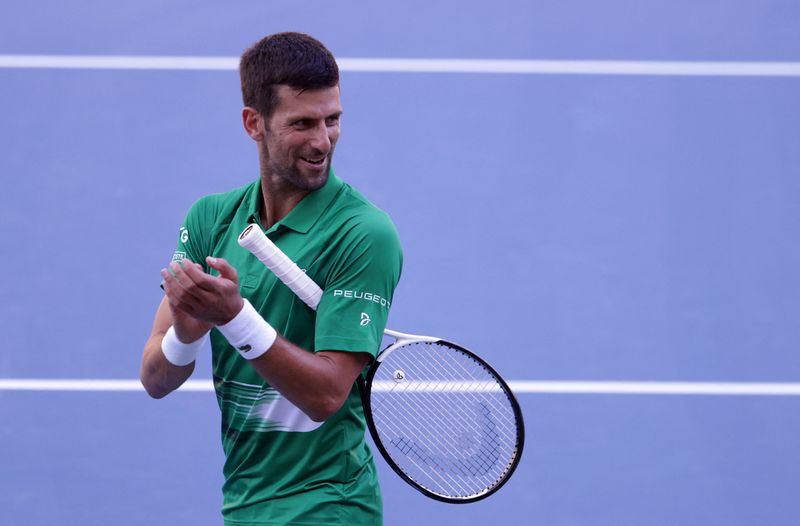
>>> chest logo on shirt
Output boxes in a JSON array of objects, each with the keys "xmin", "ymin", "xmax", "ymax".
[{"xmin": 360, "ymin": 312, "xmax": 371, "ymax": 326}]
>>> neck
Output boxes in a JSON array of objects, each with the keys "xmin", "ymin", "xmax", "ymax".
[
  {"xmin": 256, "ymin": 147, "xmax": 313, "ymax": 229},
  {"xmin": 259, "ymin": 176, "xmax": 310, "ymax": 229}
]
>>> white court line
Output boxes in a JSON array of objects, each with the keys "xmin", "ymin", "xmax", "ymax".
[
  {"xmin": 1, "ymin": 55, "xmax": 799, "ymax": 77},
  {"xmin": 0, "ymin": 379, "xmax": 212, "ymax": 392},
  {"xmin": 1, "ymin": 379, "xmax": 799, "ymax": 395}
]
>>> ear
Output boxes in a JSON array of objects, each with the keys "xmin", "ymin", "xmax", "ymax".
[{"xmin": 242, "ymin": 107, "xmax": 265, "ymax": 141}]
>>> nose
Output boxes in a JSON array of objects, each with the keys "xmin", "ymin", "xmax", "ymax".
[{"xmin": 308, "ymin": 121, "xmax": 332, "ymax": 154}]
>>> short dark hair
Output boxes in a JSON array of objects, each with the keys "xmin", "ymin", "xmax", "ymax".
[{"xmin": 239, "ymin": 32, "xmax": 339, "ymax": 119}]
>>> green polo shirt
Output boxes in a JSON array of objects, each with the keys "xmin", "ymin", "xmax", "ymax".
[{"xmin": 171, "ymin": 172, "xmax": 402, "ymax": 526}]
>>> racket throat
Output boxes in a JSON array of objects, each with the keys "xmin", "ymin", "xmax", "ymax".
[{"xmin": 379, "ymin": 329, "xmax": 441, "ymax": 361}]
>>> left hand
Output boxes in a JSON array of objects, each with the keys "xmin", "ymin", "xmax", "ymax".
[{"xmin": 160, "ymin": 257, "xmax": 245, "ymax": 326}]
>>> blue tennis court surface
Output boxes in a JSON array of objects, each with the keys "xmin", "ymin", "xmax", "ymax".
[{"xmin": 1, "ymin": 2, "xmax": 799, "ymax": 525}]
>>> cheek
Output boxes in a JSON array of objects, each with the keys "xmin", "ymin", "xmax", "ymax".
[{"xmin": 264, "ymin": 136, "xmax": 297, "ymax": 159}]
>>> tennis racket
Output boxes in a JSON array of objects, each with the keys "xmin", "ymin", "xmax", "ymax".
[{"xmin": 238, "ymin": 224, "xmax": 524, "ymax": 503}]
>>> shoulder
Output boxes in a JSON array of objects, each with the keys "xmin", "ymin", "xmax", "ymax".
[
  {"xmin": 185, "ymin": 180, "xmax": 258, "ymax": 225},
  {"xmin": 331, "ymin": 183, "xmax": 401, "ymax": 249}
]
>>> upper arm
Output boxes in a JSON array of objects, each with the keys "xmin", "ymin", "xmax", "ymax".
[
  {"xmin": 314, "ymin": 213, "xmax": 402, "ymax": 358},
  {"xmin": 172, "ymin": 195, "xmax": 215, "ymax": 268}
]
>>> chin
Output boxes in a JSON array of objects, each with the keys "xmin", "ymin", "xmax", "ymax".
[
  {"xmin": 299, "ymin": 164, "xmax": 330, "ymax": 191},
  {"xmin": 292, "ymin": 173, "xmax": 325, "ymax": 192},
  {"xmin": 273, "ymin": 160, "xmax": 331, "ymax": 192}
]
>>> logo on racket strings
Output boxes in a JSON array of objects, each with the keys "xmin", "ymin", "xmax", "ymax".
[{"xmin": 360, "ymin": 313, "xmax": 371, "ymax": 326}]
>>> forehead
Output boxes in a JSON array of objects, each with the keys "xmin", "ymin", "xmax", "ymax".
[{"xmin": 272, "ymin": 85, "xmax": 342, "ymax": 119}]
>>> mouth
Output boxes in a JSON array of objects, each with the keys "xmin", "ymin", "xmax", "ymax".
[{"xmin": 300, "ymin": 156, "xmax": 326, "ymax": 167}]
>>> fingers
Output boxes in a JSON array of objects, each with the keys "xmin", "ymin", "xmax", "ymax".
[
  {"xmin": 206, "ymin": 257, "xmax": 239, "ymax": 284},
  {"xmin": 168, "ymin": 261, "xmax": 202, "ymax": 288},
  {"xmin": 159, "ymin": 258, "xmax": 244, "ymax": 325},
  {"xmin": 161, "ymin": 261, "xmax": 206, "ymax": 302},
  {"xmin": 176, "ymin": 260, "xmax": 218, "ymax": 291},
  {"xmin": 160, "ymin": 262, "xmax": 212, "ymax": 319}
]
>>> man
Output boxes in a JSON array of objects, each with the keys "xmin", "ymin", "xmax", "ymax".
[{"xmin": 140, "ymin": 32, "xmax": 402, "ymax": 526}]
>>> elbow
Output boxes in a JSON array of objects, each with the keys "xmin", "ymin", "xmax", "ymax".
[
  {"xmin": 140, "ymin": 341, "xmax": 190, "ymax": 399},
  {"xmin": 308, "ymin": 411, "xmax": 333, "ymax": 423},
  {"xmin": 139, "ymin": 356, "xmax": 173, "ymax": 399},
  {"xmin": 308, "ymin": 413, "xmax": 328, "ymax": 423},
  {"xmin": 140, "ymin": 372, "xmax": 170, "ymax": 399},
  {"xmin": 142, "ymin": 380, "xmax": 169, "ymax": 399},
  {"xmin": 306, "ymin": 395, "xmax": 346, "ymax": 422},
  {"xmin": 308, "ymin": 412, "xmax": 333, "ymax": 423}
]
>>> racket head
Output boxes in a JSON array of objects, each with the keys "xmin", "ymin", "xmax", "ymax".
[{"xmin": 361, "ymin": 338, "xmax": 524, "ymax": 503}]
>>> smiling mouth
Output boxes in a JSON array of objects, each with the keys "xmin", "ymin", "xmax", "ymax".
[{"xmin": 301, "ymin": 156, "xmax": 326, "ymax": 166}]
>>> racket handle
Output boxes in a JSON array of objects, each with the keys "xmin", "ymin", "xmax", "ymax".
[{"xmin": 237, "ymin": 224, "xmax": 323, "ymax": 310}]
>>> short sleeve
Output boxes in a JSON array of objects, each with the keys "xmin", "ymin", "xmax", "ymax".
[
  {"xmin": 314, "ymin": 214, "xmax": 403, "ymax": 356},
  {"xmin": 170, "ymin": 196, "xmax": 215, "ymax": 266}
]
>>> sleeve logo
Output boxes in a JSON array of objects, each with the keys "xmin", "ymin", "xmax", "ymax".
[
  {"xmin": 332, "ymin": 289, "xmax": 391, "ymax": 309},
  {"xmin": 360, "ymin": 312, "xmax": 371, "ymax": 326}
]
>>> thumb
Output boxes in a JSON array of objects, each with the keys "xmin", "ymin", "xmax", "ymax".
[{"xmin": 206, "ymin": 257, "xmax": 239, "ymax": 283}]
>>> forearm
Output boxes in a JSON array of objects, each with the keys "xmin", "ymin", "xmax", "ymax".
[
  {"xmin": 247, "ymin": 336, "xmax": 365, "ymax": 422},
  {"xmin": 160, "ymin": 259, "xmax": 368, "ymax": 418},
  {"xmin": 141, "ymin": 295, "xmax": 211, "ymax": 398},
  {"xmin": 140, "ymin": 333, "xmax": 195, "ymax": 399}
]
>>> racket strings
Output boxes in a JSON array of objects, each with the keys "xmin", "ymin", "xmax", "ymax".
[
  {"xmin": 384, "ymin": 390, "xmax": 496, "ymax": 476},
  {"xmin": 372, "ymin": 373, "xmax": 512, "ymax": 494},
  {"xmin": 390, "ymin": 401, "xmax": 500, "ymax": 475},
  {"xmin": 369, "ymin": 341, "xmax": 520, "ymax": 499},
  {"xmin": 423, "ymin": 343, "xmax": 519, "ymax": 438},
  {"xmin": 405, "ymin": 351, "xmax": 508, "ymax": 466},
  {"xmin": 395, "ymin": 344, "xmax": 517, "ymax": 457},
  {"xmin": 418, "ymin": 347, "xmax": 513, "ymax": 476}
]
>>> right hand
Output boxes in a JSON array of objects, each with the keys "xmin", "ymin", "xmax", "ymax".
[
  {"xmin": 160, "ymin": 260, "xmax": 215, "ymax": 342},
  {"xmin": 160, "ymin": 257, "xmax": 245, "ymax": 327}
]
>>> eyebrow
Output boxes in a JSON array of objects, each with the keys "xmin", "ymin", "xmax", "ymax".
[{"xmin": 285, "ymin": 110, "xmax": 343, "ymax": 122}]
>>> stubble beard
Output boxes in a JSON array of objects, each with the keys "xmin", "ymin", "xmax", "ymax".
[
  {"xmin": 262, "ymin": 145, "xmax": 333, "ymax": 194},
  {"xmin": 275, "ymin": 158, "xmax": 330, "ymax": 192}
]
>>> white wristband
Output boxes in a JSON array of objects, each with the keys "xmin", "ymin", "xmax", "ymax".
[
  {"xmin": 161, "ymin": 326, "xmax": 207, "ymax": 366},
  {"xmin": 218, "ymin": 299, "xmax": 277, "ymax": 360}
]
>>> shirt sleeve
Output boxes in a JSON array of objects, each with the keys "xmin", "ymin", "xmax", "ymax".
[
  {"xmin": 170, "ymin": 196, "xmax": 214, "ymax": 267},
  {"xmin": 314, "ymin": 213, "xmax": 403, "ymax": 356}
]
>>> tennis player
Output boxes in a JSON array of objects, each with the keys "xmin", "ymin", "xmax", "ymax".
[{"xmin": 140, "ymin": 32, "xmax": 402, "ymax": 526}]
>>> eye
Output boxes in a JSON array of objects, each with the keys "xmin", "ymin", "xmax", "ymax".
[
  {"xmin": 292, "ymin": 119, "xmax": 311, "ymax": 130},
  {"xmin": 325, "ymin": 115, "xmax": 341, "ymax": 126}
]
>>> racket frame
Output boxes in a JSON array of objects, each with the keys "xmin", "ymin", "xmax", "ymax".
[
  {"xmin": 379, "ymin": 328, "xmax": 438, "ymax": 357},
  {"xmin": 360, "ymin": 336, "xmax": 525, "ymax": 504}
]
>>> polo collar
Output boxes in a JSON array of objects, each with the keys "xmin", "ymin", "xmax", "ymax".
[{"xmin": 247, "ymin": 169, "xmax": 344, "ymax": 234}]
